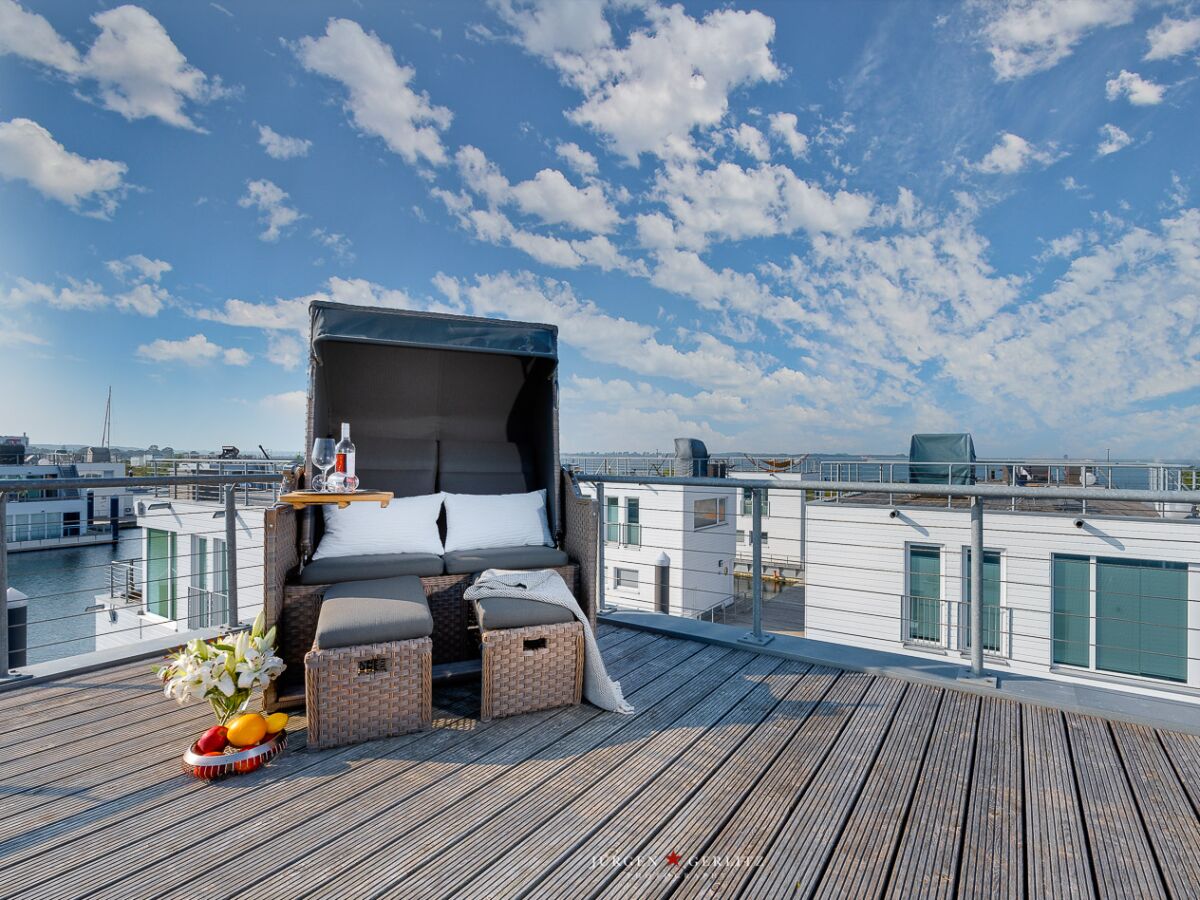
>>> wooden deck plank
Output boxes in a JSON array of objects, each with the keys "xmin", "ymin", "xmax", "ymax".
[
  {"xmin": 883, "ymin": 691, "xmax": 980, "ymax": 900},
  {"xmin": 811, "ymin": 684, "xmax": 943, "ymax": 899},
  {"xmin": 416, "ymin": 652, "xmax": 772, "ymax": 900},
  {"xmin": 671, "ymin": 672, "xmax": 873, "ymax": 900},
  {"xmin": 1111, "ymin": 722, "xmax": 1200, "ymax": 899},
  {"xmin": 600, "ymin": 666, "xmax": 841, "ymax": 900},
  {"xmin": 738, "ymin": 677, "xmax": 908, "ymax": 900},
  {"xmin": 185, "ymin": 639, "xmax": 714, "ymax": 900},
  {"xmin": 531, "ymin": 662, "xmax": 813, "ymax": 900},
  {"xmin": 1023, "ymin": 706, "xmax": 1094, "ymax": 899},
  {"xmin": 1156, "ymin": 730, "xmax": 1200, "ymax": 815},
  {"xmin": 3, "ymin": 626, "xmax": 1200, "ymax": 900},
  {"xmin": 9, "ymin": 633, "xmax": 648, "ymax": 900},
  {"xmin": 1065, "ymin": 714, "xmax": 1167, "ymax": 900},
  {"xmin": 957, "ymin": 700, "xmax": 1024, "ymax": 900}
]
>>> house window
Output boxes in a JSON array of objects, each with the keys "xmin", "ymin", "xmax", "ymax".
[
  {"xmin": 962, "ymin": 549, "xmax": 1002, "ymax": 654},
  {"xmin": 614, "ymin": 567, "xmax": 639, "ymax": 590},
  {"xmin": 146, "ymin": 528, "xmax": 177, "ymax": 620},
  {"xmin": 736, "ymin": 529, "xmax": 745, "ymax": 544},
  {"xmin": 625, "ymin": 498, "xmax": 641, "ymax": 547},
  {"xmin": 740, "ymin": 487, "xmax": 769, "ymax": 516},
  {"xmin": 693, "ymin": 497, "xmax": 727, "ymax": 530},
  {"xmin": 605, "ymin": 496, "xmax": 620, "ymax": 543},
  {"xmin": 1053, "ymin": 555, "xmax": 1188, "ymax": 683},
  {"xmin": 906, "ymin": 545, "xmax": 941, "ymax": 644}
]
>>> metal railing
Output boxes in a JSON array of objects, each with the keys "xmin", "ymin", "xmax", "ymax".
[
  {"xmin": 0, "ymin": 471, "xmax": 285, "ymax": 678},
  {"xmin": 576, "ymin": 472, "xmax": 1200, "ymax": 686}
]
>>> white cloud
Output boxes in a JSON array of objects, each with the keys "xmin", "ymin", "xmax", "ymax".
[
  {"xmin": 0, "ymin": 0, "xmax": 82, "ymax": 73},
  {"xmin": 971, "ymin": 132, "xmax": 1061, "ymax": 174},
  {"xmin": 0, "ymin": 118, "xmax": 127, "ymax": 217},
  {"xmin": 115, "ymin": 282, "xmax": 169, "ymax": 316},
  {"xmin": 648, "ymin": 160, "xmax": 874, "ymax": 250},
  {"xmin": 555, "ymin": 141, "xmax": 599, "ymax": 177},
  {"xmin": 768, "ymin": 112, "xmax": 808, "ymax": 158},
  {"xmin": 980, "ymin": 0, "xmax": 1135, "ymax": 81},
  {"xmin": 3, "ymin": 277, "xmax": 110, "ymax": 310},
  {"xmin": 1144, "ymin": 16, "xmax": 1200, "ymax": 61},
  {"xmin": 0, "ymin": 316, "xmax": 46, "ymax": 348},
  {"xmin": 492, "ymin": 0, "xmax": 612, "ymax": 57},
  {"xmin": 136, "ymin": 333, "xmax": 250, "ymax": 366},
  {"xmin": 266, "ymin": 333, "xmax": 305, "ymax": 369},
  {"xmin": 538, "ymin": 4, "xmax": 782, "ymax": 161},
  {"xmin": 239, "ymin": 179, "xmax": 303, "ymax": 241},
  {"xmin": 1096, "ymin": 123, "xmax": 1132, "ymax": 156},
  {"xmin": 1062, "ymin": 175, "xmax": 1087, "ymax": 192},
  {"xmin": 0, "ymin": 2, "xmax": 224, "ymax": 130},
  {"xmin": 729, "ymin": 123, "xmax": 770, "ymax": 162},
  {"xmin": 295, "ymin": 18, "xmax": 451, "ymax": 166},
  {"xmin": 260, "ymin": 390, "xmax": 307, "ymax": 415},
  {"xmin": 1105, "ymin": 69, "xmax": 1165, "ymax": 106},
  {"xmin": 509, "ymin": 168, "xmax": 620, "ymax": 233},
  {"xmin": 257, "ymin": 125, "xmax": 311, "ymax": 160},
  {"xmin": 105, "ymin": 254, "xmax": 172, "ymax": 283},
  {"xmin": 312, "ymin": 228, "xmax": 354, "ymax": 263}
]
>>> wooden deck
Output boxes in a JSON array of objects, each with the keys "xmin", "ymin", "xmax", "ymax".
[{"xmin": 2, "ymin": 624, "xmax": 1199, "ymax": 899}]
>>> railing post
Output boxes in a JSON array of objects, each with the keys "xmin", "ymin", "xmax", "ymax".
[
  {"xmin": 0, "ymin": 492, "xmax": 8, "ymax": 677},
  {"xmin": 740, "ymin": 487, "xmax": 773, "ymax": 646},
  {"xmin": 224, "ymin": 485, "xmax": 240, "ymax": 627},
  {"xmin": 959, "ymin": 496, "xmax": 995, "ymax": 685},
  {"xmin": 595, "ymin": 482, "xmax": 608, "ymax": 614}
]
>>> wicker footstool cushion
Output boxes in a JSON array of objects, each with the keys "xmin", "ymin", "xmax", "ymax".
[
  {"xmin": 476, "ymin": 598, "xmax": 584, "ymax": 721},
  {"xmin": 305, "ymin": 576, "xmax": 433, "ymax": 749}
]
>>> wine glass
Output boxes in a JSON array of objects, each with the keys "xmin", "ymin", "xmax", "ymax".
[{"xmin": 310, "ymin": 438, "xmax": 336, "ymax": 492}]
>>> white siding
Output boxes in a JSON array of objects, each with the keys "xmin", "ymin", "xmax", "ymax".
[{"xmin": 805, "ymin": 502, "xmax": 1200, "ymax": 701}]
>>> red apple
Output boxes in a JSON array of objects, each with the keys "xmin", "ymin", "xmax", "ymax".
[{"xmin": 196, "ymin": 725, "xmax": 228, "ymax": 754}]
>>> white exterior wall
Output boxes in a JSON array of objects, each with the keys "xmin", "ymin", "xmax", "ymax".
[
  {"xmin": 75, "ymin": 462, "xmax": 134, "ymax": 521},
  {"xmin": 582, "ymin": 482, "xmax": 737, "ymax": 617},
  {"xmin": 730, "ymin": 472, "xmax": 806, "ymax": 576},
  {"xmin": 95, "ymin": 500, "xmax": 265, "ymax": 650},
  {"xmin": 805, "ymin": 502, "xmax": 1200, "ymax": 701}
]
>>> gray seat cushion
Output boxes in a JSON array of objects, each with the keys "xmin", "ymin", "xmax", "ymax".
[
  {"xmin": 442, "ymin": 545, "xmax": 569, "ymax": 575},
  {"xmin": 474, "ymin": 595, "xmax": 576, "ymax": 631},
  {"xmin": 314, "ymin": 576, "xmax": 433, "ymax": 649},
  {"xmin": 298, "ymin": 553, "xmax": 444, "ymax": 585}
]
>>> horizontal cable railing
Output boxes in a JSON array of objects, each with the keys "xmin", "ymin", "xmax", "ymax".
[
  {"xmin": 576, "ymin": 471, "xmax": 1200, "ymax": 692},
  {"xmin": 1, "ymin": 471, "xmax": 285, "ymax": 676}
]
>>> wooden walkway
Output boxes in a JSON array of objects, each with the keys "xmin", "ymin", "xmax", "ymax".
[
  {"xmin": 1, "ymin": 624, "xmax": 1199, "ymax": 899},
  {"xmin": 722, "ymin": 584, "xmax": 806, "ymax": 636}
]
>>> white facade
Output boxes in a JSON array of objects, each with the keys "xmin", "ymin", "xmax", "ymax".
[
  {"xmin": 583, "ymin": 482, "xmax": 738, "ymax": 617},
  {"xmin": 75, "ymin": 461, "xmax": 135, "ymax": 523},
  {"xmin": 805, "ymin": 501, "xmax": 1200, "ymax": 702},
  {"xmin": 94, "ymin": 499, "xmax": 265, "ymax": 650},
  {"xmin": 729, "ymin": 472, "xmax": 807, "ymax": 582}
]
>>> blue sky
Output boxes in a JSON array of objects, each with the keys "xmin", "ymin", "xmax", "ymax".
[{"xmin": 1, "ymin": 1, "xmax": 1197, "ymax": 457}]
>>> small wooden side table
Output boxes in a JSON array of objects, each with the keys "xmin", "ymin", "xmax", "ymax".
[{"xmin": 278, "ymin": 490, "xmax": 394, "ymax": 510}]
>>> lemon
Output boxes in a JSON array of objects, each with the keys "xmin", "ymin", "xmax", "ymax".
[
  {"xmin": 226, "ymin": 712, "xmax": 267, "ymax": 747},
  {"xmin": 264, "ymin": 712, "xmax": 289, "ymax": 735}
]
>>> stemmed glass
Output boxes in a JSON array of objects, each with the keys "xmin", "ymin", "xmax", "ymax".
[{"xmin": 310, "ymin": 438, "xmax": 336, "ymax": 492}]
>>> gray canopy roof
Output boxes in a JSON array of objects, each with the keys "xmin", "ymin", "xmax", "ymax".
[{"xmin": 310, "ymin": 302, "xmax": 558, "ymax": 361}]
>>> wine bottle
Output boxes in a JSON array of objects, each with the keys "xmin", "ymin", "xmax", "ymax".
[{"xmin": 334, "ymin": 422, "xmax": 357, "ymax": 491}]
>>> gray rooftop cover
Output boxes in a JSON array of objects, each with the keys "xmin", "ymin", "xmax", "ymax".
[
  {"xmin": 908, "ymin": 433, "xmax": 976, "ymax": 485},
  {"xmin": 310, "ymin": 302, "xmax": 557, "ymax": 361}
]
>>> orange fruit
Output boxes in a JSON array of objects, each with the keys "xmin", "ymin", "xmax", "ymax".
[
  {"xmin": 264, "ymin": 713, "xmax": 289, "ymax": 735},
  {"xmin": 226, "ymin": 713, "xmax": 267, "ymax": 747}
]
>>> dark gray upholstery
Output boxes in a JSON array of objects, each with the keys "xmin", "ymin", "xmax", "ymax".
[
  {"xmin": 298, "ymin": 552, "xmax": 444, "ymax": 585},
  {"xmin": 438, "ymin": 440, "xmax": 536, "ymax": 495},
  {"xmin": 442, "ymin": 545, "xmax": 569, "ymax": 575},
  {"xmin": 474, "ymin": 595, "xmax": 576, "ymax": 631},
  {"xmin": 314, "ymin": 576, "xmax": 433, "ymax": 648},
  {"xmin": 352, "ymin": 437, "xmax": 437, "ymax": 498}
]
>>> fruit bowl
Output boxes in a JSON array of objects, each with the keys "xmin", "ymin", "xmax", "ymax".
[{"xmin": 182, "ymin": 730, "xmax": 287, "ymax": 780}]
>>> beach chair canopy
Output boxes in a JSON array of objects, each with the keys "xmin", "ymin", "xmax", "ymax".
[
  {"xmin": 908, "ymin": 433, "xmax": 977, "ymax": 485},
  {"xmin": 307, "ymin": 302, "xmax": 562, "ymax": 536}
]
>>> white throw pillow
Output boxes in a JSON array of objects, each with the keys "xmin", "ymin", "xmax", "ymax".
[
  {"xmin": 442, "ymin": 490, "xmax": 553, "ymax": 553},
  {"xmin": 312, "ymin": 492, "xmax": 445, "ymax": 560}
]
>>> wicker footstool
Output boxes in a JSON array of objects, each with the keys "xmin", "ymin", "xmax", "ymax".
[
  {"xmin": 475, "ymin": 596, "xmax": 584, "ymax": 721},
  {"xmin": 305, "ymin": 576, "xmax": 433, "ymax": 749}
]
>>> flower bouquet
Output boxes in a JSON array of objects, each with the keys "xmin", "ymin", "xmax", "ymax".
[{"xmin": 156, "ymin": 611, "xmax": 290, "ymax": 779}]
